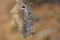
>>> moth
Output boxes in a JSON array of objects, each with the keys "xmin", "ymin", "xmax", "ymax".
[{"xmin": 22, "ymin": 5, "xmax": 33, "ymax": 38}]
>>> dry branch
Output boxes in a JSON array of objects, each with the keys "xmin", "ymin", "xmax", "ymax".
[{"xmin": 11, "ymin": 4, "xmax": 23, "ymax": 34}]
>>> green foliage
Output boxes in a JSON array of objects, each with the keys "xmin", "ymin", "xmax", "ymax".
[
  {"xmin": 12, "ymin": 23, "xmax": 25, "ymax": 40},
  {"xmin": 29, "ymin": 0, "xmax": 32, "ymax": 2},
  {"xmin": 32, "ymin": 15, "xmax": 39, "ymax": 19},
  {"xmin": 32, "ymin": 15, "xmax": 40, "ymax": 22},
  {"xmin": 35, "ymin": 0, "xmax": 45, "ymax": 3},
  {"xmin": 54, "ymin": 12, "xmax": 60, "ymax": 22},
  {"xmin": 12, "ymin": 22, "xmax": 18, "ymax": 32},
  {"xmin": 17, "ymin": 34, "xmax": 25, "ymax": 40},
  {"xmin": 42, "ymin": 36, "xmax": 50, "ymax": 40}
]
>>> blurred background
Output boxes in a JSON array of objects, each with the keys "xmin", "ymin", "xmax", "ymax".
[{"xmin": 0, "ymin": 0, "xmax": 60, "ymax": 40}]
